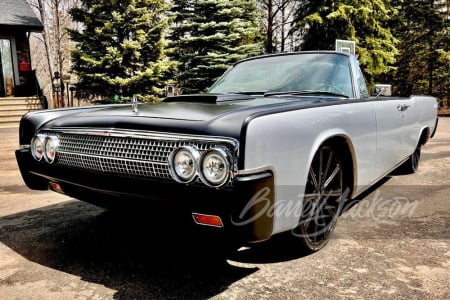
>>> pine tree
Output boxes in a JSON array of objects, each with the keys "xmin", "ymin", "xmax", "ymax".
[
  {"xmin": 70, "ymin": 0, "xmax": 176, "ymax": 102},
  {"xmin": 291, "ymin": 0, "xmax": 398, "ymax": 86},
  {"xmin": 431, "ymin": 0, "xmax": 449, "ymax": 103},
  {"xmin": 437, "ymin": 48, "xmax": 450, "ymax": 104},
  {"xmin": 391, "ymin": 0, "xmax": 448, "ymax": 99},
  {"xmin": 169, "ymin": 0, "xmax": 262, "ymax": 93}
]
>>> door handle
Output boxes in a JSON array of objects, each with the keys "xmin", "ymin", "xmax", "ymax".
[{"xmin": 397, "ymin": 104, "xmax": 410, "ymax": 111}]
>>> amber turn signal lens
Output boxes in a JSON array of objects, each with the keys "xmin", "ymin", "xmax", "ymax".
[
  {"xmin": 48, "ymin": 182, "xmax": 64, "ymax": 194},
  {"xmin": 192, "ymin": 213, "xmax": 224, "ymax": 228}
]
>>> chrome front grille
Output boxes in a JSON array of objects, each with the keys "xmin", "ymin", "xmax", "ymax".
[
  {"xmin": 43, "ymin": 129, "xmax": 238, "ymax": 180},
  {"xmin": 59, "ymin": 134, "xmax": 175, "ymax": 163}
]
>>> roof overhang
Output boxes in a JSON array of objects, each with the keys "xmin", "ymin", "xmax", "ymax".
[
  {"xmin": 0, "ymin": 24, "xmax": 43, "ymax": 33},
  {"xmin": 0, "ymin": 0, "xmax": 44, "ymax": 33}
]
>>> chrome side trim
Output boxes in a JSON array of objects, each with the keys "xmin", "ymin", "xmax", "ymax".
[{"xmin": 237, "ymin": 166, "xmax": 275, "ymax": 176}]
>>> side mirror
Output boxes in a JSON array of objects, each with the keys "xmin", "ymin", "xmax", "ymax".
[{"xmin": 373, "ymin": 84, "xmax": 392, "ymax": 97}]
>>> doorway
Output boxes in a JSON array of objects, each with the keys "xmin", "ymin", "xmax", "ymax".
[
  {"xmin": 0, "ymin": 39, "xmax": 15, "ymax": 97},
  {"xmin": 0, "ymin": 48, "xmax": 4, "ymax": 97}
]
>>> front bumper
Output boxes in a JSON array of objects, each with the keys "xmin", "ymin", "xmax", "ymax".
[{"xmin": 16, "ymin": 149, "xmax": 274, "ymax": 243}]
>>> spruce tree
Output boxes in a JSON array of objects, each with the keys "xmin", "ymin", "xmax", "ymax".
[
  {"xmin": 291, "ymin": 0, "xmax": 398, "ymax": 86},
  {"xmin": 437, "ymin": 49, "xmax": 450, "ymax": 104},
  {"xmin": 391, "ymin": 0, "xmax": 448, "ymax": 98},
  {"xmin": 169, "ymin": 0, "xmax": 262, "ymax": 93},
  {"xmin": 436, "ymin": 0, "xmax": 450, "ymax": 103},
  {"xmin": 70, "ymin": 0, "xmax": 176, "ymax": 102}
]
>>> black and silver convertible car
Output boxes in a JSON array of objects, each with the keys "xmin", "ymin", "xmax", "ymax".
[{"xmin": 16, "ymin": 51, "xmax": 438, "ymax": 252}]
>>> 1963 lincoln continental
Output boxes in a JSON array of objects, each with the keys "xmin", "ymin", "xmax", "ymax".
[{"xmin": 16, "ymin": 51, "xmax": 438, "ymax": 252}]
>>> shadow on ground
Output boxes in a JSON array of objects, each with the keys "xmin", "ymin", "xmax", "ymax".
[
  {"xmin": 0, "ymin": 200, "xmax": 311, "ymax": 298},
  {"xmin": 3, "ymin": 178, "xmax": 446, "ymax": 298},
  {"xmin": 0, "ymin": 200, "xmax": 250, "ymax": 298}
]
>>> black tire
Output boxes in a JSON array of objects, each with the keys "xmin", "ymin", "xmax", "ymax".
[
  {"xmin": 293, "ymin": 144, "xmax": 348, "ymax": 252},
  {"xmin": 397, "ymin": 145, "xmax": 421, "ymax": 175}
]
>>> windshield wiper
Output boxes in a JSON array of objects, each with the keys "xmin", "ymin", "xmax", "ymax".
[{"xmin": 264, "ymin": 90, "xmax": 349, "ymax": 98}]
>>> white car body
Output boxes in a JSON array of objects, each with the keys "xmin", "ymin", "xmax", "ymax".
[{"xmin": 244, "ymin": 95, "xmax": 437, "ymax": 234}]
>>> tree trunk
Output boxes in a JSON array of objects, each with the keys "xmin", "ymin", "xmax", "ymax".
[
  {"xmin": 35, "ymin": 0, "xmax": 54, "ymax": 85},
  {"xmin": 266, "ymin": 0, "xmax": 274, "ymax": 53}
]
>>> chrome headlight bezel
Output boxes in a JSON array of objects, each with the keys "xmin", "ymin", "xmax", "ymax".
[
  {"xmin": 168, "ymin": 145, "xmax": 201, "ymax": 183},
  {"xmin": 198, "ymin": 147, "xmax": 233, "ymax": 187},
  {"xmin": 43, "ymin": 135, "xmax": 59, "ymax": 164},
  {"xmin": 31, "ymin": 134, "xmax": 46, "ymax": 161}
]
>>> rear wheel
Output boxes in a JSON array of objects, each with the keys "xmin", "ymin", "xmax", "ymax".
[
  {"xmin": 398, "ymin": 145, "xmax": 421, "ymax": 174},
  {"xmin": 293, "ymin": 144, "xmax": 348, "ymax": 252}
]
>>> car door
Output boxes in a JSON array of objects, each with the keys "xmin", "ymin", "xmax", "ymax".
[
  {"xmin": 371, "ymin": 98, "xmax": 409, "ymax": 175},
  {"xmin": 399, "ymin": 98, "xmax": 419, "ymax": 157}
]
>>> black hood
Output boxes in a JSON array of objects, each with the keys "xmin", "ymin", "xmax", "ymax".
[{"xmin": 31, "ymin": 94, "xmax": 346, "ymax": 140}]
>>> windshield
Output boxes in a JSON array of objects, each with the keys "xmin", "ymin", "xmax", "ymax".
[{"xmin": 208, "ymin": 53, "xmax": 354, "ymax": 98}]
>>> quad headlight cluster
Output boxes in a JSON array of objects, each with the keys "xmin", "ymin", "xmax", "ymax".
[
  {"xmin": 169, "ymin": 146, "xmax": 235, "ymax": 187},
  {"xmin": 31, "ymin": 133, "xmax": 59, "ymax": 164}
]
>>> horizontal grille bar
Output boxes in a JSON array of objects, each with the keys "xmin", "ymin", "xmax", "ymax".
[{"xmin": 42, "ymin": 130, "xmax": 237, "ymax": 181}]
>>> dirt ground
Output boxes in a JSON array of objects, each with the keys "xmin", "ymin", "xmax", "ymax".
[{"xmin": 0, "ymin": 118, "xmax": 449, "ymax": 299}]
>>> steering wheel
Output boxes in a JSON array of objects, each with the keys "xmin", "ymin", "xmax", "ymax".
[{"xmin": 318, "ymin": 81, "xmax": 347, "ymax": 95}]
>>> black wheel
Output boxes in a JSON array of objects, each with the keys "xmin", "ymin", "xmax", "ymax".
[
  {"xmin": 410, "ymin": 145, "xmax": 421, "ymax": 172},
  {"xmin": 293, "ymin": 144, "xmax": 348, "ymax": 252},
  {"xmin": 397, "ymin": 145, "xmax": 421, "ymax": 174}
]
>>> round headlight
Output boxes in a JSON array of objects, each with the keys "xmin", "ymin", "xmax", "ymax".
[
  {"xmin": 169, "ymin": 146, "xmax": 200, "ymax": 183},
  {"xmin": 31, "ymin": 134, "xmax": 46, "ymax": 161},
  {"xmin": 199, "ymin": 147, "xmax": 232, "ymax": 187},
  {"xmin": 44, "ymin": 136, "xmax": 59, "ymax": 164}
]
